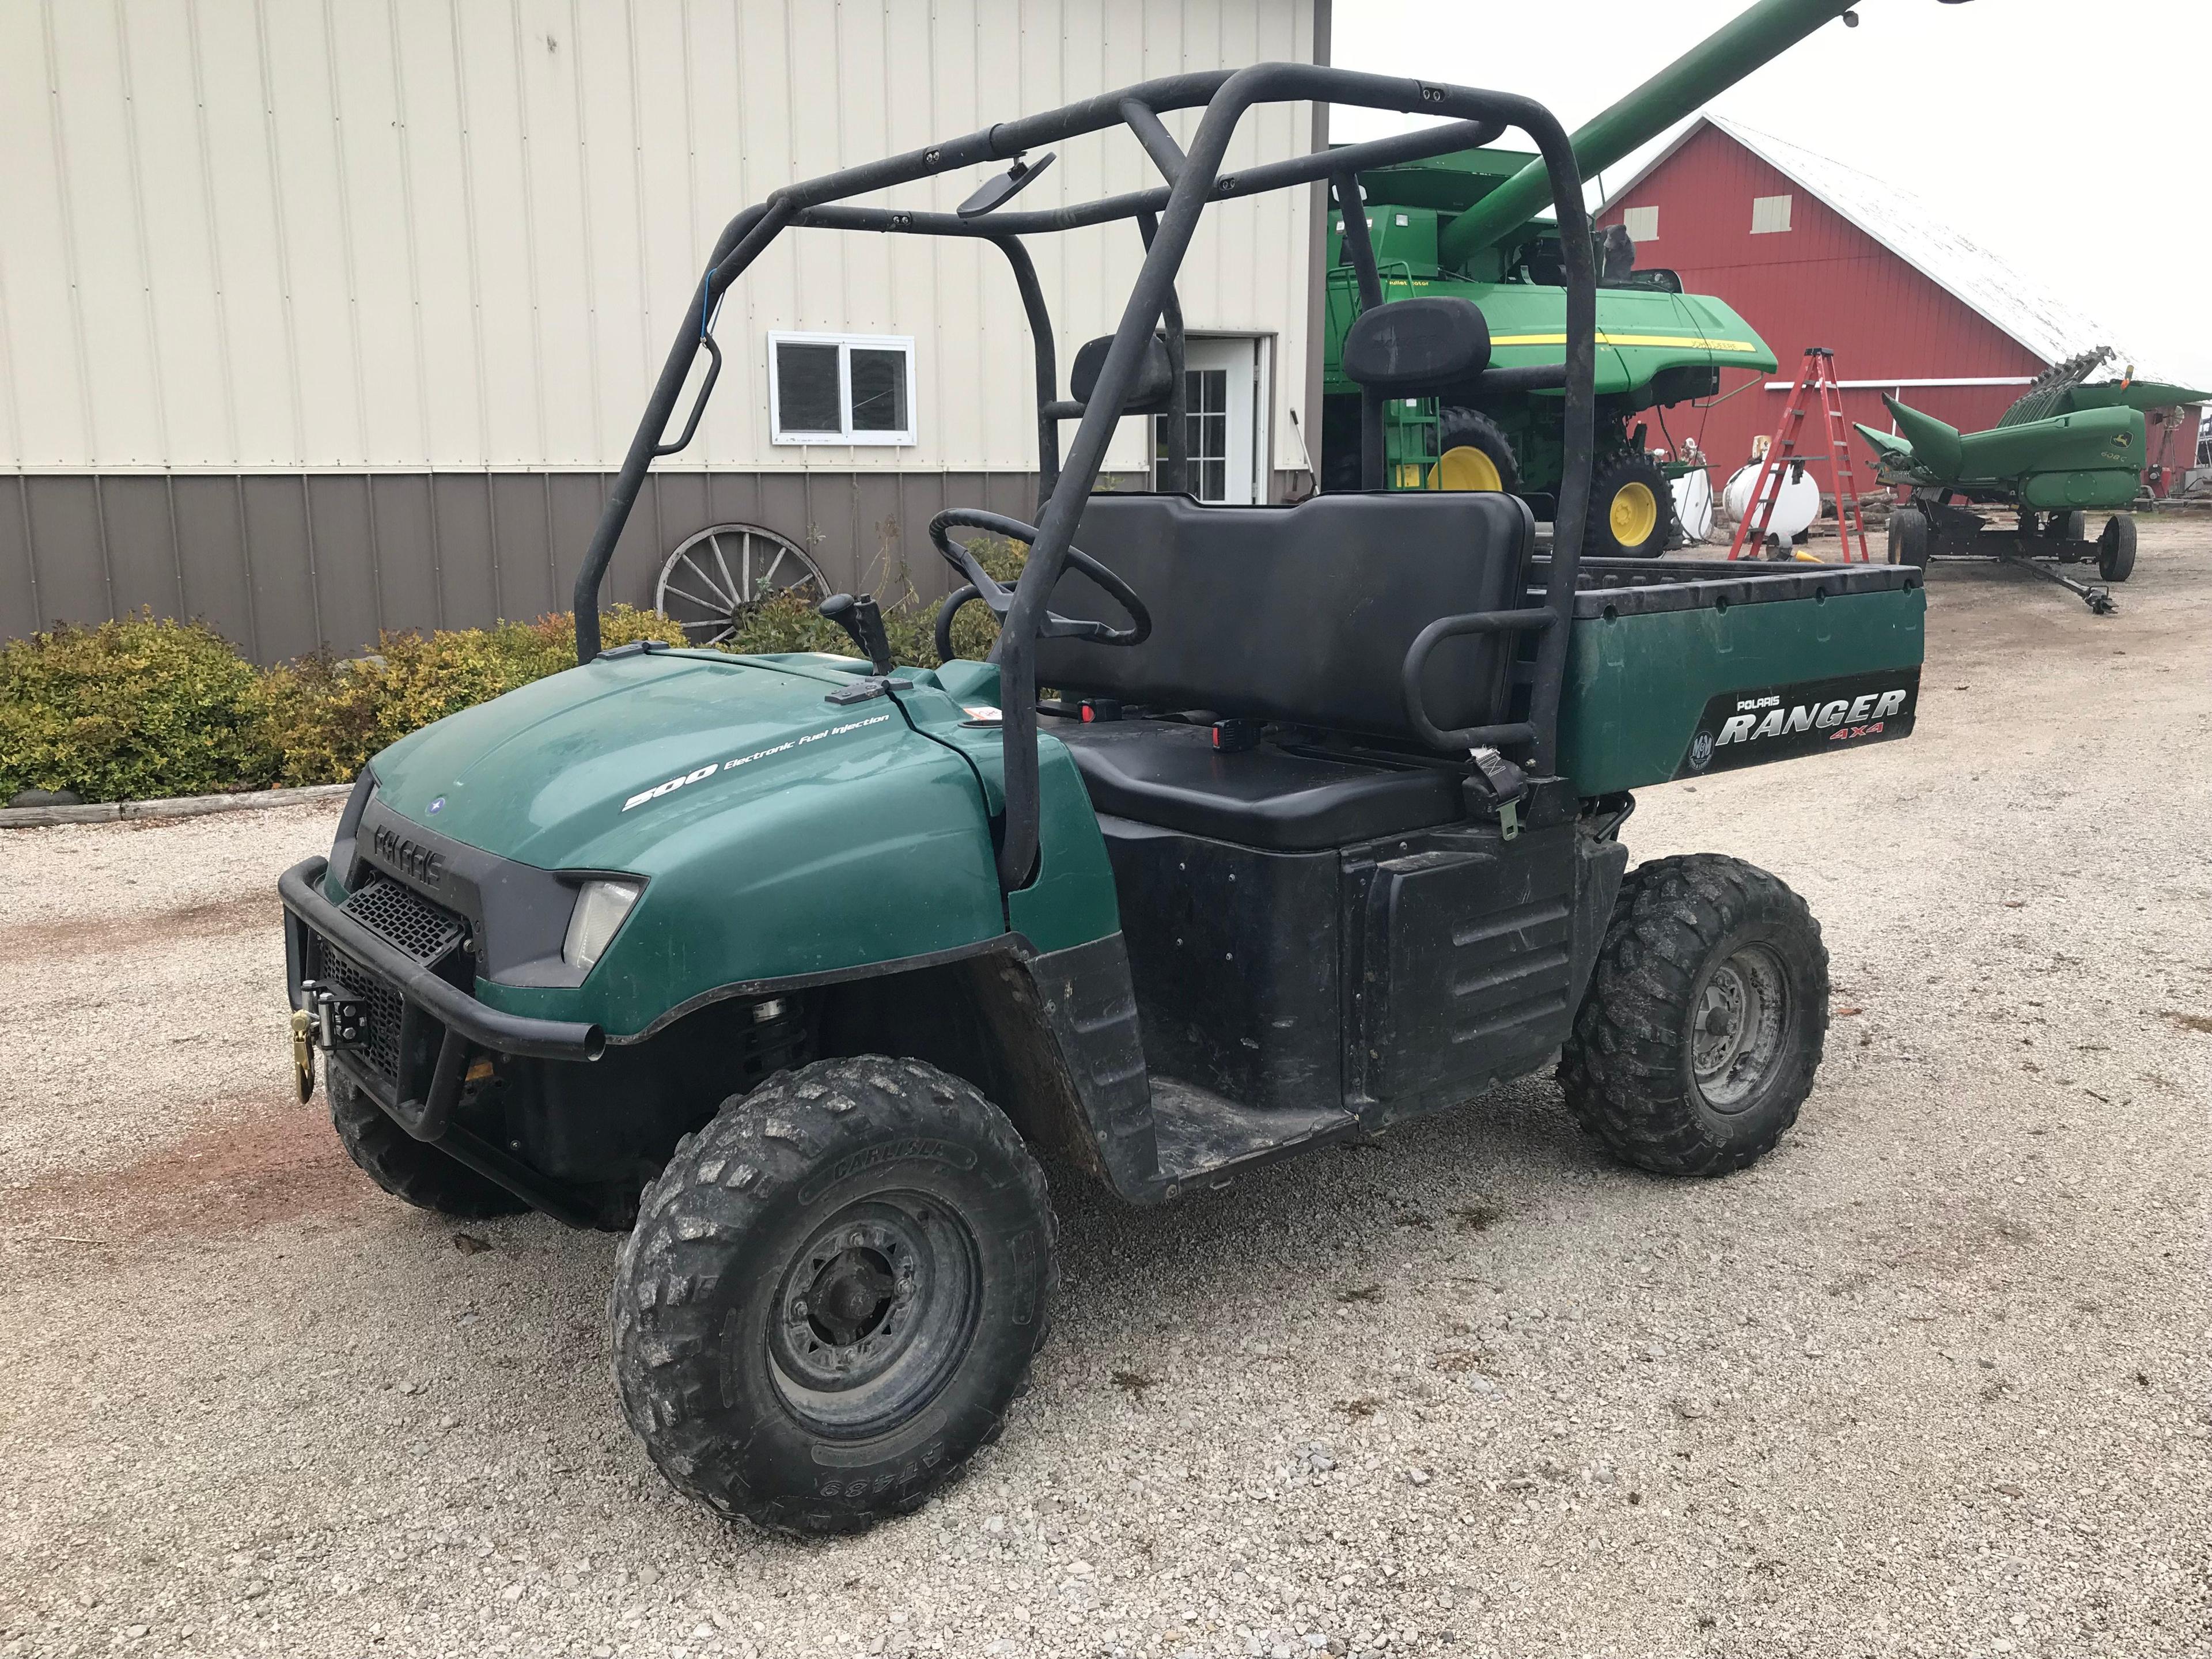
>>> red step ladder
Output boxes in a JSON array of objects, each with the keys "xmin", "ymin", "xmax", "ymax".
[{"xmin": 1726, "ymin": 347, "xmax": 1871, "ymax": 563}]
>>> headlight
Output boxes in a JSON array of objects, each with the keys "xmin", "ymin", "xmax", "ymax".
[{"xmin": 562, "ymin": 878, "xmax": 642, "ymax": 973}]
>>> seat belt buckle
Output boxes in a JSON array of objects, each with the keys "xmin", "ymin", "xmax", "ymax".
[
  {"xmin": 1211, "ymin": 718, "xmax": 1262, "ymax": 753},
  {"xmin": 1465, "ymin": 745, "xmax": 1527, "ymax": 842}
]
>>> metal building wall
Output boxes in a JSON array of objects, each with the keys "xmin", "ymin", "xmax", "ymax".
[{"xmin": 0, "ymin": 0, "xmax": 1319, "ymax": 660}]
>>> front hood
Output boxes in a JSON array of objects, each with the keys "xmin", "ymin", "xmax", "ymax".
[{"xmin": 370, "ymin": 651, "xmax": 910, "ymax": 870}]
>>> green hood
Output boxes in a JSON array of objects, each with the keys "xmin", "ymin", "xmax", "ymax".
[
  {"xmin": 365, "ymin": 650, "xmax": 1016, "ymax": 1035},
  {"xmin": 372, "ymin": 651, "xmax": 913, "ymax": 871}
]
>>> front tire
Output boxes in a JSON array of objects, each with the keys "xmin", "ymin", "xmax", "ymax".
[
  {"xmin": 329, "ymin": 1066, "xmax": 528, "ymax": 1219},
  {"xmin": 1585, "ymin": 453, "xmax": 1677, "ymax": 558},
  {"xmin": 1429, "ymin": 407, "xmax": 1521, "ymax": 494},
  {"xmin": 611, "ymin": 1056, "xmax": 1056, "ymax": 1535},
  {"xmin": 1558, "ymin": 854, "xmax": 1828, "ymax": 1176}
]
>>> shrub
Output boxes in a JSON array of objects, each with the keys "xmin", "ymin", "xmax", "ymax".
[
  {"xmin": 0, "ymin": 613, "xmax": 281, "ymax": 802},
  {"xmin": 1, "ymin": 547, "xmax": 1029, "ymax": 803},
  {"xmin": 260, "ymin": 604, "xmax": 684, "ymax": 787},
  {"xmin": 723, "ymin": 537, "xmax": 1022, "ymax": 666}
]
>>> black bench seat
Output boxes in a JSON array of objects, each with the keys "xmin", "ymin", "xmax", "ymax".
[
  {"xmin": 1044, "ymin": 715, "xmax": 1463, "ymax": 852},
  {"xmin": 1029, "ymin": 488, "xmax": 1536, "ymax": 851}
]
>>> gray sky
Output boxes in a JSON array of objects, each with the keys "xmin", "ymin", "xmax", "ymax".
[{"xmin": 1327, "ymin": 0, "xmax": 2212, "ymax": 389}]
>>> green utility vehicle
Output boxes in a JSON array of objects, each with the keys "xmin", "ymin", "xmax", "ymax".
[
  {"xmin": 1317, "ymin": 0, "xmax": 1897, "ymax": 554},
  {"xmin": 1861, "ymin": 349, "xmax": 2209, "ymax": 612},
  {"xmin": 281, "ymin": 67, "xmax": 1925, "ymax": 1535}
]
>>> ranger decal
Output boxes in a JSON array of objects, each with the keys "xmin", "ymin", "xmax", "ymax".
[
  {"xmin": 622, "ymin": 713, "xmax": 892, "ymax": 810},
  {"xmin": 1676, "ymin": 668, "xmax": 1919, "ymax": 779}
]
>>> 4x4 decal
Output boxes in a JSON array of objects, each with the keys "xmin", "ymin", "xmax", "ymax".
[{"xmin": 1676, "ymin": 668, "xmax": 1920, "ymax": 779}]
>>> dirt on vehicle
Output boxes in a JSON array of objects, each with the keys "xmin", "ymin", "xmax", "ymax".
[{"xmin": 2, "ymin": 522, "xmax": 2207, "ymax": 1659}]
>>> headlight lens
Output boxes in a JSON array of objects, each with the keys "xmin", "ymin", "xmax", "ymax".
[{"xmin": 562, "ymin": 878, "xmax": 642, "ymax": 973}]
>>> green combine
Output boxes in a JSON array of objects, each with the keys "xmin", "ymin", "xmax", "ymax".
[{"xmin": 1319, "ymin": 0, "xmax": 1957, "ymax": 555}]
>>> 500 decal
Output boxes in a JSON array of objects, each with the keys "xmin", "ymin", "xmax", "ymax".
[
  {"xmin": 1677, "ymin": 668, "xmax": 1919, "ymax": 778},
  {"xmin": 622, "ymin": 713, "xmax": 892, "ymax": 811}
]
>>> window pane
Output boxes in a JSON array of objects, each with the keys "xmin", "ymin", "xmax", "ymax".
[
  {"xmin": 849, "ymin": 348, "xmax": 908, "ymax": 433},
  {"xmin": 775, "ymin": 343, "xmax": 842, "ymax": 433}
]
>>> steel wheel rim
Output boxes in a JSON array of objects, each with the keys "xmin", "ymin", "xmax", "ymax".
[
  {"xmin": 1690, "ymin": 942, "xmax": 1790, "ymax": 1113},
  {"xmin": 1430, "ymin": 445, "xmax": 1503, "ymax": 492},
  {"xmin": 654, "ymin": 524, "xmax": 824, "ymax": 646},
  {"xmin": 766, "ymin": 1194, "xmax": 980, "ymax": 1438},
  {"xmin": 1609, "ymin": 480, "xmax": 1658, "ymax": 546}
]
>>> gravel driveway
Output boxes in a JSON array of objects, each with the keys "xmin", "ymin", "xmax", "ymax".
[{"xmin": 3, "ymin": 524, "xmax": 2207, "ymax": 1659}]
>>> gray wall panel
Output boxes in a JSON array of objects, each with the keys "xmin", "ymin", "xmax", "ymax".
[
  {"xmin": 0, "ymin": 478, "xmax": 36, "ymax": 638},
  {"xmin": 489, "ymin": 474, "xmax": 558, "ymax": 624},
  {"xmin": 25, "ymin": 478, "xmax": 110, "ymax": 635},
  {"xmin": 241, "ymin": 477, "xmax": 319, "ymax": 664},
  {"xmin": 369, "ymin": 477, "xmax": 440, "ymax": 636},
  {"xmin": 431, "ymin": 476, "xmax": 499, "ymax": 629},
  {"xmin": 168, "ymin": 479, "xmax": 254, "ymax": 650},
  {"xmin": 306, "ymin": 476, "xmax": 384, "ymax": 653},
  {"xmin": 545, "ymin": 474, "xmax": 608, "ymax": 615},
  {"xmin": 100, "ymin": 478, "xmax": 183, "ymax": 623}
]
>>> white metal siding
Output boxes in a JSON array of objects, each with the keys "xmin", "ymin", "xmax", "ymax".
[{"xmin": 0, "ymin": 0, "xmax": 1317, "ymax": 479}]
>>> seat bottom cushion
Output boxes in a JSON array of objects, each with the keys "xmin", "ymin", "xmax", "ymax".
[{"xmin": 1046, "ymin": 715, "xmax": 1463, "ymax": 852}]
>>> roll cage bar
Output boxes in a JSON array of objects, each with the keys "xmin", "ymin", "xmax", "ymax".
[{"xmin": 574, "ymin": 64, "xmax": 1597, "ymax": 895}]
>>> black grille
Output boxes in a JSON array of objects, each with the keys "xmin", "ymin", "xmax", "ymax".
[
  {"xmin": 342, "ymin": 875, "xmax": 465, "ymax": 964},
  {"xmin": 320, "ymin": 946, "xmax": 406, "ymax": 1083}
]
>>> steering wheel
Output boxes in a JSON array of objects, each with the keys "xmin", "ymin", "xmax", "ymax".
[{"xmin": 930, "ymin": 509, "xmax": 1152, "ymax": 664}]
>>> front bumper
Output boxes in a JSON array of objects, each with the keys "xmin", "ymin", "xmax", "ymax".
[
  {"xmin": 279, "ymin": 857, "xmax": 605, "ymax": 1063},
  {"xmin": 280, "ymin": 855, "xmax": 605, "ymax": 1227}
]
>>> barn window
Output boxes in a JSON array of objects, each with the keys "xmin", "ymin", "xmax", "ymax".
[
  {"xmin": 1749, "ymin": 194, "xmax": 1793, "ymax": 234},
  {"xmin": 768, "ymin": 333, "xmax": 916, "ymax": 444},
  {"xmin": 1622, "ymin": 205, "xmax": 1658, "ymax": 243}
]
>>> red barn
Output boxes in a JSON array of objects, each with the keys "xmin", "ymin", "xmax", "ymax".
[{"xmin": 1596, "ymin": 116, "xmax": 2203, "ymax": 501}]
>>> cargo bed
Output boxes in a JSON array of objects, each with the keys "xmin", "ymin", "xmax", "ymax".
[{"xmin": 1536, "ymin": 558, "xmax": 1926, "ymax": 797}]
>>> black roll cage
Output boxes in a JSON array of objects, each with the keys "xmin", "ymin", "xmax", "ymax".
[{"xmin": 573, "ymin": 64, "xmax": 1597, "ymax": 895}]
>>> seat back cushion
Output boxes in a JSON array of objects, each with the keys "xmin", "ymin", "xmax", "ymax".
[
  {"xmin": 1069, "ymin": 334, "xmax": 1176, "ymax": 414},
  {"xmin": 1033, "ymin": 490, "xmax": 1533, "ymax": 743},
  {"xmin": 1339, "ymin": 296, "xmax": 1491, "ymax": 394}
]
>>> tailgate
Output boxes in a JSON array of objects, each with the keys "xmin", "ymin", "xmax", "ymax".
[{"xmin": 1547, "ymin": 559, "xmax": 1926, "ymax": 797}]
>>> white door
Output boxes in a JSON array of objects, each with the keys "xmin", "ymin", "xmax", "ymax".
[{"xmin": 1154, "ymin": 336, "xmax": 1269, "ymax": 503}]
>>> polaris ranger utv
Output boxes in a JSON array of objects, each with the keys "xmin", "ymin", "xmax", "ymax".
[{"xmin": 280, "ymin": 66, "xmax": 1925, "ymax": 1535}]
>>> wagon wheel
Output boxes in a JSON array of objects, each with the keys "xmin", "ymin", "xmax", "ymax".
[{"xmin": 653, "ymin": 523, "xmax": 825, "ymax": 646}]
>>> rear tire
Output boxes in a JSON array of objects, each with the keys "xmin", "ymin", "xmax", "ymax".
[
  {"xmin": 1888, "ymin": 505, "xmax": 1931, "ymax": 569},
  {"xmin": 1585, "ymin": 453, "xmax": 1676, "ymax": 558},
  {"xmin": 2097, "ymin": 514, "xmax": 2136, "ymax": 582},
  {"xmin": 610, "ymin": 1056, "xmax": 1056, "ymax": 1535},
  {"xmin": 329, "ymin": 1066, "xmax": 528, "ymax": 1219},
  {"xmin": 1558, "ymin": 854, "xmax": 1828, "ymax": 1177}
]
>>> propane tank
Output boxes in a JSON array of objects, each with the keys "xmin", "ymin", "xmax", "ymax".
[
  {"xmin": 1724, "ymin": 459, "xmax": 1821, "ymax": 545},
  {"xmin": 1671, "ymin": 467, "xmax": 1715, "ymax": 543}
]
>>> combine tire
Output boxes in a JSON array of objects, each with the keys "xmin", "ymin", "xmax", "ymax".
[
  {"xmin": 1558, "ymin": 854, "xmax": 1829, "ymax": 1177},
  {"xmin": 329, "ymin": 1066, "xmax": 527, "ymax": 1218},
  {"xmin": 1429, "ymin": 408, "xmax": 1521, "ymax": 494},
  {"xmin": 2097, "ymin": 514, "xmax": 2136, "ymax": 582},
  {"xmin": 611, "ymin": 1056, "xmax": 1056, "ymax": 1535},
  {"xmin": 1888, "ymin": 505, "xmax": 1931, "ymax": 569},
  {"xmin": 1585, "ymin": 453, "xmax": 1677, "ymax": 558}
]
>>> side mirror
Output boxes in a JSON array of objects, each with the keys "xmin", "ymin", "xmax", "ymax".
[{"xmin": 957, "ymin": 151, "xmax": 1056, "ymax": 219}]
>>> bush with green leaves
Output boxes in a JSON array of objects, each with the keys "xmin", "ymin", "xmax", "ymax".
[
  {"xmin": 0, "ymin": 613, "xmax": 281, "ymax": 803},
  {"xmin": 1, "ymin": 542, "xmax": 1027, "ymax": 804}
]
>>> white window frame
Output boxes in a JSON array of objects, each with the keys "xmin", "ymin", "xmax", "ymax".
[
  {"xmin": 767, "ymin": 331, "xmax": 917, "ymax": 445},
  {"xmin": 1622, "ymin": 204, "xmax": 1659, "ymax": 243}
]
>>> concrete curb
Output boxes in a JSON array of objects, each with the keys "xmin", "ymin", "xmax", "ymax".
[{"xmin": 0, "ymin": 782, "xmax": 354, "ymax": 830}]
